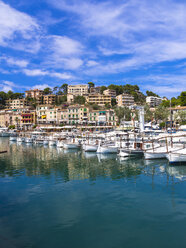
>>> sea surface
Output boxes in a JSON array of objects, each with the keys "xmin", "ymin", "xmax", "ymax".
[{"xmin": 0, "ymin": 137, "xmax": 186, "ymax": 248}]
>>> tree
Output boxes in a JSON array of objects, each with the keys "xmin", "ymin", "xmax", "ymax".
[
  {"xmin": 56, "ymin": 95, "xmax": 67, "ymax": 105},
  {"xmin": 114, "ymin": 107, "xmax": 125, "ymax": 124},
  {"xmin": 88, "ymin": 82, "xmax": 95, "ymax": 91},
  {"xmin": 154, "ymin": 105, "xmax": 169, "ymax": 124},
  {"xmin": 144, "ymin": 105, "xmax": 153, "ymax": 122},
  {"xmin": 43, "ymin": 87, "xmax": 52, "ymax": 95},
  {"xmin": 111, "ymin": 98, "xmax": 117, "ymax": 107},
  {"xmin": 178, "ymin": 91, "xmax": 186, "ymax": 106},
  {"xmin": 74, "ymin": 96, "xmax": 86, "ymax": 104},
  {"xmin": 174, "ymin": 110, "xmax": 186, "ymax": 125},
  {"xmin": 53, "ymin": 86, "xmax": 59, "ymax": 94},
  {"xmin": 60, "ymin": 84, "xmax": 68, "ymax": 95},
  {"xmin": 100, "ymin": 86, "xmax": 107, "ymax": 94},
  {"xmin": 146, "ymin": 90, "xmax": 159, "ymax": 97},
  {"xmin": 105, "ymin": 103, "xmax": 111, "ymax": 109},
  {"xmin": 108, "ymin": 84, "xmax": 123, "ymax": 95},
  {"xmin": 92, "ymin": 104, "xmax": 100, "ymax": 110}
]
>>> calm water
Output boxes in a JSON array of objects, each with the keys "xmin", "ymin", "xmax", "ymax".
[{"xmin": 0, "ymin": 138, "xmax": 186, "ymax": 248}]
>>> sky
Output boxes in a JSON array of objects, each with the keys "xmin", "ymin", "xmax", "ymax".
[{"xmin": 0, "ymin": 0, "xmax": 186, "ymax": 98}]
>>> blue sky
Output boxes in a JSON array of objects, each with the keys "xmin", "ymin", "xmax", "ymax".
[{"xmin": 0, "ymin": 0, "xmax": 186, "ymax": 98}]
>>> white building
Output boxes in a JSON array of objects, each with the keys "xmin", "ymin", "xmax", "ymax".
[
  {"xmin": 67, "ymin": 85, "xmax": 88, "ymax": 96},
  {"xmin": 146, "ymin": 96, "xmax": 162, "ymax": 107},
  {"xmin": 116, "ymin": 94, "xmax": 134, "ymax": 106}
]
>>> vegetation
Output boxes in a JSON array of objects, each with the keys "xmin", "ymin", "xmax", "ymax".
[
  {"xmin": 43, "ymin": 87, "xmax": 52, "ymax": 95},
  {"xmin": 154, "ymin": 105, "xmax": 169, "ymax": 124},
  {"xmin": 114, "ymin": 106, "xmax": 131, "ymax": 124},
  {"xmin": 74, "ymin": 96, "xmax": 86, "ymax": 104},
  {"xmin": 8, "ymin": 125, "xmax": 15, "ymax": 129},
  {"xmin": 0, "ymin": 91, "xmax": 24, "ymax": 105},
  {"xmin": 146, "ymin": 90, "xmax": 159, "ymax": 97}
]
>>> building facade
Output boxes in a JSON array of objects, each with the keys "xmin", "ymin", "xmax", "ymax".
[
  {"xmin": 116, "ymin": 94, "xmax": 135, "ymax": 106},
  {"xmin": 5, "ymin": 99, "xmax": 31, "ymax": 109},
  {"xmin": 86, "ymin": 94, "xmax": 112, "ymax": 106},
  {"xmin": 103, "ymin": 89, "xmax": 116, "ymax": 97},
  {"xmin": 43, "ymin": 95, "xmax": 57, "ymax": 105},
  {"xmin": 25, "ymin": 89, "xmax": 44, "ymax": 104},
  {"xmin": 67, "ymin": 85, "xmax": 89, "ymax": 96},
  {"xmin": 146, "ymin": 96, "xmax": 162, "ymax": 107}
]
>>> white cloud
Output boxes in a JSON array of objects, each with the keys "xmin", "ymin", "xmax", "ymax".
[
  {"xmin": 1, "ymin": 56, "xmax": 29, "ymax": 68},
  {"xmin": 0, "ymin": 80, "xmax": 16, "ymax": 92},
  {"xmin": 32, "ymin": 84, "xmax": 50, "ymax": 90},
  {"xmin": 49, "ymin": 35, "xmax": 83, "ymax": 56},
  {"xmin": 0, "ymin": 0, "xmax": 41, "ymax": 53},
  {"xmin": 23, "ymin": 69, "xmax": 73, "ymax": 79},
  {"xmin": 43, "ymin": 35, "xmax": 84, "ymax": 70},
  {"xmin": 49, "ymin": 0, "xmax": 186, "ymax": 74}
]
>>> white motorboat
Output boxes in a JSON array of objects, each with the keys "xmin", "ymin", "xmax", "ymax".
[
  {"xmin": 167, "ymin": 148, "xmax": 186, "ymax": 164},
  {"xmin": 17, "ymin": 137, "xmax": 25, "ymax": 143},
  {"xmin": 83, "ymin": 143, "xmax": 98, "ymax": 152},
  {"xmin": 63, "ymin": 142, "xmax": 80, "ymax": 149},
  {"xmin": 144, "ymin": 144, "xmax": 184, "ymax": 160}
]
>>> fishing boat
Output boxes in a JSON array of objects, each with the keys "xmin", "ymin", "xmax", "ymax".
[
  {"xmin": 82, "ymin": 142, "xmax": 98, "ymax": 152},
  {"xmin": 167, "ymin": 148, "xmax": 186, "ymax": 164},
  {"xmin": 63, "ymin": 142, "xmax": 80, "ymax": 149},
  {"xmin": 97, "ymin": 141, "xmax": 118, "ymax": 154}
]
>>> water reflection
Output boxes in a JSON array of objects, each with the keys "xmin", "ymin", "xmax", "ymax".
[{"xmin": 0, "ymin": 138, "xmax": 186, "ymax": 185}]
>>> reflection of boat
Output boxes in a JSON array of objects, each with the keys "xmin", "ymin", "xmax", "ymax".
[
  {"xmin": 56, "ymin": 140, "xmax": 64, "ymax": 148},
  {"xmin": 167, "ymin": 165, "xmax": 186, "ymax": 179},
  {"xmin": 17, "ymin": 137, "xmax": 25, "ymax": 143},
  {"xmin": 10, "ymin": 136, "xmax": 17, "ymax": 141},
  {"xmin": 25, "ymin": 138, "xmax": 33, "ymax": 143},
  {"xmin": 49, "ymin": 140, "xmax": 56, "ymax": 146},
  {"xmin": 83, "ymin": 152, "xmax": 97, "ymax": 159},
  {"xmin": 97, "ymin": 153, "xmax": 117, "ymax": 161}
]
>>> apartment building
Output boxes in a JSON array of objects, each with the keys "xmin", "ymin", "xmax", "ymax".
[
  {"xmin": 36, "ymin": 105, "xmax": 53, "ymax": 124},
  {"xmin": 43, "ymin": 94, "xmax": 57, "ymax": 105},
  {"xmin": 0, "ymin": 110, "xmax": 22, "ymax": 127},
  {"xmin": 68, "ymin": 105, "xmax": 89, "ymax": 125},
  {"xmin": 25, "ymin": 89, "xmax": 44, "ymax": 104},
  {"xmin": 116, "ymin": 94, "xmax": 135, "ymax": 106},
  {"xmin": 86, "ymin": 94, "xmax": 112, "ymax": 106},
  {"xmin": 88, "ymin": 110, "xmax": 117, "ymax": 126},
  {"xmin": 90, "ymin": 87, "xmax": 101, "ymax": 94},
  {"xmin": 21, "ymin": 111, "xmax": 36, "ymax": 127},
  {"xmin": 103, "ymin": 89, "xmax": 116, "ymax": 97},
  {"xmin": 5, "ymin": 99, "xmax": 31, "ymax": 109},
  {"xmin": 146, "ymin": 96, "xmax": 162, "ymax": 107},
  {"xmin": 67, "ymin": 85, "xmax": 88, "ymax": 96},
  {"xmin": 57, "ymin": 109, "xmax": 69, "ymax": 125}
]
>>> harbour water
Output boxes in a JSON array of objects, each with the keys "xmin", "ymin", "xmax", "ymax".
[{"xmin": 1, "ymin": 138, "xmax": 186, "ymax": 248}]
